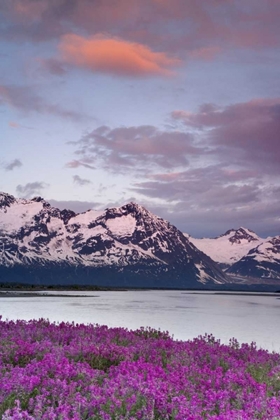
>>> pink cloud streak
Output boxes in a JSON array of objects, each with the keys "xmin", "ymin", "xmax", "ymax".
[{"xmin": 59, "ymin": 34, "xmax": 180, "ymax": 77}]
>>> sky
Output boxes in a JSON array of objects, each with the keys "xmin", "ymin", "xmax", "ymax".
[{"xmin": 1, "ymin": 0, "xmax": 280, "ymax": 238}]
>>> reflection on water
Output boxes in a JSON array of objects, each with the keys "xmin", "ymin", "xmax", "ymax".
[{"xmin": 0, "ymin": 290, "xmax": 280, "ymax": 352}]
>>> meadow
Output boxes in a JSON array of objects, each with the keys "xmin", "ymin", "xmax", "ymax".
[{"xmin": 1, "ymin": 317, "xmax": 280, "ymax": 419}]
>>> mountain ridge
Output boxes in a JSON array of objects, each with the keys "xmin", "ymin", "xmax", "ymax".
[
  {"xmin": 188, "ymin": 228, "xmax": 280, "ymax": 280},
  {"xmin": 1, "ymin": 192, "xmax": 279, "ymax": 287},
  {"xmin": 0, "ymin": 192, "xmax": 228, "ymax": 288}
]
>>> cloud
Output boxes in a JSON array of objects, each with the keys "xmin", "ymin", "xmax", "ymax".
[
  {"xmin": 2, "ymin": 1, "xmax": 280, "ymax": 56},
  {"xmin": 171, "ymin": 98, "xmax": 280, "ymax": 172},
  {"xmin": 70, "ymin": 125, "xmax": 200, "ymax": 171},
  {"xmin": 168, "ymin": 199, "xmax": 280, "ymax": 239},
  {"xmin": 132, "ymin": 165, "xmax": 261, "ymax": 205},
  {"xmin": 126, "ymin": 98, "xmax": 280, "ymax": 236},
  {"xmin": 129, "ymin": 157, "xmax": 280, "ymax": 238},
  {"xmin": 37, "ymin": 58, "xmax": 67, "ymax": 76},
  {"xmin": 73, "ymin": 175, "xmax": 92, "ymax": 186},
  {"xmin": 66, "ymin": 96, "xmax": 280, "ymax": 237},
  {"xmin": 131, "ymin": 169, "xmax": 279, "ymax": 238},
  {"xmin": 65, "ymin": 160, "xmax": 95, "ymax": 170},
  {"xmin": 3, "ymin": 159, "xmax": 23, "ymax": 171},
  {"xmin": 0, "ymin": 84, "xmax": 87, "ymax": 120},
  {"xmin": 16, "ymin": 182, "xmax": 48, "ymax": 198},
  {"xmin": 59, "ymin": 34, "xmax": 180, "ymax": 77},
  {"xmin": 0, "ymin": 0, "xmax": 63, "ymax": 41},
  {"xmin": 10, "ymin": 1, "xmax": 48, "ymax": 21}
]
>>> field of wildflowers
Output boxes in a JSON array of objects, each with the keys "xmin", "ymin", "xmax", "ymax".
[{"xmin": 0, "ymin": 317, "xmax": 280, "ymax": 419}]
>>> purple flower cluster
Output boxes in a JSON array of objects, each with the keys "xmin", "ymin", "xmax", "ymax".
[{"xmin": 0, "ymin": 317, "xmax": 280, "ymax": 419}]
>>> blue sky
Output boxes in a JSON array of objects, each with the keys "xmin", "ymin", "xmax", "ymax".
[{"xmin": 1, "ymin": 0, "xmax": 280, "ymax": 238}]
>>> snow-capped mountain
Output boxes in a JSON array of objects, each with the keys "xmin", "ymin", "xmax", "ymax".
[
  {"xmin": 188, "ymin": 228, "xmax": 280, "ymax": 281},
  {"xmin": 188, "ymin": 228, "xmax": 264, "ymax": 269},
  {"xmin": 227, "ymin": 236, "xmax": 280, "ymax": 279},
  {"xmin": 0, "ymin": 192, "xmax": 228, "ymax": 288}
]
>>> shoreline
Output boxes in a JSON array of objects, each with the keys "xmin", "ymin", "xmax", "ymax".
[
  {"xmin": 0, "ymin": 289, "xmax": 279, "ymax": 298},
  {"xmin": 0, "ymin": 291, "xmax": 98, "ymax": 298}
]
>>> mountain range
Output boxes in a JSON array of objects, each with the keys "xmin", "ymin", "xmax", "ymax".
[
  {"xmin": 0, "ymin": 192, "xmax": 227, "ymax": 288},
  {"xmin": 188, "ymin": 228, "xmax": 280, "ymax": 280},
  {"xmin": 0, "ymin": 192, "xmax": 279, "ymax": 289}
]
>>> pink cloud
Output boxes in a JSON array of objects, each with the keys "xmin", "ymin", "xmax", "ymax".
[
  {"xmin": 151, "ymin": 172, "xmax": 183, "ymax": 181},
  {"xmin": 59, "ymin": 34, "xmax": 180, "ymax": 77}
]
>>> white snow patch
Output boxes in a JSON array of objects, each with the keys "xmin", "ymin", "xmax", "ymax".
[
  {"xmin": 69, "ymin": 209, "xmax": 103, "ymax": 227},
  {"xmin": 106, "ymin": 214, "xmax": 136, "ymax": 237},
  {"xmin": 195, "ymin": 263, "xmax": 209, "ymax": 284},
  {"xmin": 250, "ymin": 241, "xmax": 280, "ymax": 263},
  {"xmin": 0, "ymin": 201, "xmax": 43, "ymax": 232},
  {"xmin": 47, "ymin": 217, "xmax": 65, "ymax": 234},
  {"xmin": 189, "ymin": 233, "xmax": 264, "ymax": 265},
  {"xmin": 88, "ymin": 225, "xmax": 106, "ymax": 236}
]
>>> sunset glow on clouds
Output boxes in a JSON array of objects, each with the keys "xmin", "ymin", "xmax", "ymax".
[
  {"xmin": 1, "ymin": 0, "xmax": 280, "ymax": 237},
  {"xmin": 59, "ymin": 34, "xmax": 180, "ymax": 77}
]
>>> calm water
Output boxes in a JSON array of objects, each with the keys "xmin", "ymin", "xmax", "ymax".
[{"xmin": 1, "ymin": 290, "xmax": 280, "ymax": 352}]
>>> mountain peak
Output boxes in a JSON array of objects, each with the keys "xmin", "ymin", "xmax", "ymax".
[
  {"xmin": 123, "ymin": 202, "xmax": 155, "ymax": 217},
  {"xmin": 237, "ymin": 227, "xmax": 256, "ymax": 234},
  {"xmin": 103, "ymin": 202, "xmax": 154, "ymax": 221},
  {"xmin": 218, "ymin": 227, "xmax": 259, "ymax": 242},
  {"xmin": 31, "ymin": 196, "xmax": 44, "ymax": 203},
  {"xmin": 0, "ymin": 192, "xmax": 16, "ymax": 208},
  {"xmin": 126, "ymin": 201, "xmax": 145, "ymax": 210},
  {"xmin": 228, "ymin": 227, "xmax": 259, "ymax": 244},
  {"xmin": 30, "ymin": 196, "xmax": 53, "ymax": 209}
]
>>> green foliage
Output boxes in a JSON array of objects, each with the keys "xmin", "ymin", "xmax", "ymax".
[{"xmin": 0, "ymin": 393, "xmax": 17, "ymax": 417}]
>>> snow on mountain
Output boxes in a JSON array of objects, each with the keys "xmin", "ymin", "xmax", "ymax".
[
  {"xmin": 227, "ymin": 236, "xmax": 280, "ymax": 279},
  {"xmin": 0, "ymin": 192, "xmax": 229, "ymax": 288},
  {"xmin": 188, "ymin": 228, "xmax": 264, "ymax": 267},
  {"xmin": 187, "ymin": 228, "xmax": 280, "ymax": 281},
  {"xmin": 0, "ymin": 195, "xmax": 46, "ymax": 232}
]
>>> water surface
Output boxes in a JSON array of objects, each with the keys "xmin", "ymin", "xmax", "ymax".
[{"xmin": 0, "ymin": 290, "xmax": 279, "ymax": 352}]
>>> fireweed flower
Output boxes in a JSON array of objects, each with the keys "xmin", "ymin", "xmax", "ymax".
[{"xmin": 0, "ymin": 318, "xmax": 280, "ymax": 419}]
